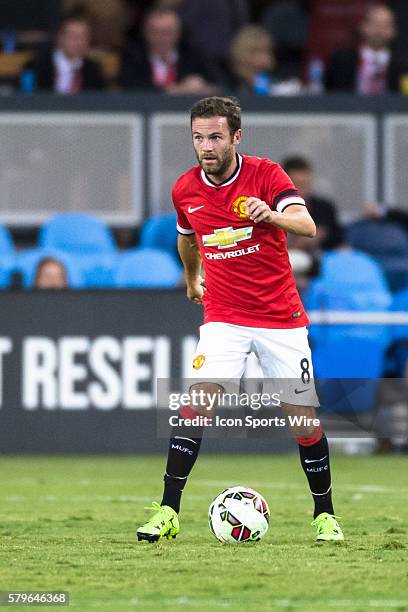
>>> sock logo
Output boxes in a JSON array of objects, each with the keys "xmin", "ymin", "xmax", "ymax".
[
  {"xmin": 171, "ymin": 444, "xmax": 194, "ymax": 455},
  {"xmin": 306, "ymin": 465, "xmax": 328, "ymax": 473},
  {"xmin": 304, "ymin": 455, "xmax": 327, "ymax": 464}
]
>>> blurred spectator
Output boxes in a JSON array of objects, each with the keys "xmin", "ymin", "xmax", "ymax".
[
  {"xmin": 119, "ymin": 7, "xmax": 216, "ymax": 94},
  {"xmin": 261, "ymin": 0, "xmax": 309, "ymax": 79},
  {"xmin": 22, "ymin": 10, "xmax": 106, "ymax": 93},
  {"xmin": 64, "ymin": 0, "xmax": 129, "ymax": 49},
  {"xmin": 121, "ymin": 1, "xmax": 151, "ymax": 41},
  {"xmin": 68, "ymin": 0, "xmax": 185, "ymax": 49},
  {"xmin": 180, "ymin": 0, "xmax": 250, "ymax": 81},
  {"xmin": 34, "ymin": 257, "xmax": 69, "ymax": 289},
  {"xmin": 288, "ymin": 248, "xmax": 316, "ymax": 295},
  {"xmin": 364, "ymin": 202, "xmax": 408, "ymax": 234},
  {"xmin": 324, "ymin": 4, "xmax": 405, "ymax": 93},
  {"xmin": 228, "ymin": 25, "xmax": 302, "ymax": 95},
  {"xmin": 307, "ymin": 0, "xmax": 376, "ymax": 65},
  {"xmin": 282, "ymin": 156, "xmax": 344, "ymax": 251},
  {"xmin": 120, "ymin": 1, "xmax": 185, "ymax": 47}
]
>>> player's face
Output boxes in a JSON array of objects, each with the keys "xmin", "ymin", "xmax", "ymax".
[{"xmin": 192, "ymin": 117, "xmax": 241, "ymax": 179}]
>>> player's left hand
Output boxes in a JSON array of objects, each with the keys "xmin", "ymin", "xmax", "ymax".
[{"xmin": 245, "ymin": 198, "xmax": 276, "ymax": 224}]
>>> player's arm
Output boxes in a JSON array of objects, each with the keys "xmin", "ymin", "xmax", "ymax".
[
  {"xmin": 245, "ymin": 199, "xmax": 316, "ymax": 237},
  {"xmin": 177, "ymin": 233, "xmax": 205, "ymax": 304}
]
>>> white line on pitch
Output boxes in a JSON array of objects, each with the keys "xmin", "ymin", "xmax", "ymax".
[{"xmin": 196, "ymin": 481, "xmax": 408, "ymax": 494}]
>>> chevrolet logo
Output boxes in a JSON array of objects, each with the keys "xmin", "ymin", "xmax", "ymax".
[{"xmin": 202, "ymin": 226, "xmax": 253, "ymax": 249}]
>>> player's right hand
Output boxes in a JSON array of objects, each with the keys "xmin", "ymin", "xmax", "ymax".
[{"xmin": 187, "ymin": 276, "xmax": 205, "ymax": 304}]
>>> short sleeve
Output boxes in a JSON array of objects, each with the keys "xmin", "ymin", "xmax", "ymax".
[
  {"xmin": 262, "ymin": 161, "xmax": 306, "ymax": 212},
  {"xmin": 172, "ymin": 185, "xmax": 195, "ymax": 235}
]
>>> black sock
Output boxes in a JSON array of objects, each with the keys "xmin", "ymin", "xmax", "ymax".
[
  {"xmin": 298, "ymin": 434, "xmax": 334, "ymax": 519},
  {"xmin": 161, "ymin": 429, "xmax": 203, "ymax": 513}
]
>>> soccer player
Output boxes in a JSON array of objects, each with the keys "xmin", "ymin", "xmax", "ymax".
[{"xmin": 137, "ymin": 97, "xmax": 344, "ymax": 543}]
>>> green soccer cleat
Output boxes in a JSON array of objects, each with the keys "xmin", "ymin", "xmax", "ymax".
[
  {"xmin": 311, "ymin": 512, "xmax": 344, "ymax": 542},
  {"xmin": 137, "ymin": 502, "xmax": 180, "ymax": 543}
]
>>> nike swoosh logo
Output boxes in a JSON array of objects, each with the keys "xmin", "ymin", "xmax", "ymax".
[
  {"xmin": 294, "ymin": 388, "xmax": 310, "ymax": 394},
  {"xmin": 305, "ymin": 455, "xmax": 327, "ymax": 464},
  {"xmin": 188, "ymin": 205, "xmax": 205, "ymax": 213}
]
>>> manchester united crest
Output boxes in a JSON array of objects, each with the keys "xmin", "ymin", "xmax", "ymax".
[
  {"xmin": 192, "ymin": 354, "xmax": 206, "ymax": 370},
  {"xmin": 232, "ymin": 195, "xmax": 250, "ymax": 219}
]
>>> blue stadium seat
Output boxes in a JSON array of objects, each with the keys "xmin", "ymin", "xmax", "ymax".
[
  {"xmin": 72, "ymin": 253, "xmax": 118, "ymax": 288},
  {"xmin": 0, "ymin": 223, "xmax": 14, "ymax": 253},
  {"xmin": 305, "ymin": 251, "xmax": 391, "ymax": 412},
  {"xmin": 387, "ymin": 287, "xmax": 408, "ymax": 376},
  {"xmin": 0, "ymin": 223, "xmax": 15, "ymax": 288},
  {"xmin": 115, "ymin": 248, "xmax": 182, "ymax": 288},
  {"xmin": 314, "ymin": 337, "xmax": 386, "ymax": 377},
  {"xmin": 314, "ymin": 337, "xmax": 386, "ymax": 413},
  {"xmin": 139, "ymin": 214, "xmax": 178, "ymax": 257},
  {"xmin": 305, "ymin": 251, "xmax": 391, "ymax": 344},
  {"xmin": 16, "ymin": 248, "xmax": 84, "ymax": 288},
  {"xmin": 318, "ymin": 249, "xmax": 390, "ymax": 292},
  {"xmin": 39, "ymin": 213, "xmax": 116, "ymax": 253},
  {"xmin": 39, "ymin": 213, "xmax": 117, "ymax": 287},
  {"xmin": 390, "ymin": 287, "xmax": 408, "ymax": 338},
  {"xmin": 346, "ymin": 220, "xmax": 408, "ymax": 258},
  {"xmin": 346, "ymin": 220, "xmax": 408, "ymax": 291}
]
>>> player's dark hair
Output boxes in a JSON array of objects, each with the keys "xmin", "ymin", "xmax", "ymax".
[
  {"xmin": 190, "ymin": 97, "xmax": 242, "ymax": 136},
  {"xmin": 281, "ymin": 156, "xmax": 313, "ymax": 174}
]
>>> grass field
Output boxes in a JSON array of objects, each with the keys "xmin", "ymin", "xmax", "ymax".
[{"xmin": 1, "ymin": 454, "xmax": 408, "ymax": 611}]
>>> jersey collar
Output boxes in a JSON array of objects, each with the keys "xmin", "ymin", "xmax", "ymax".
[{"xmin": 201, "ymin": 154, "xmax": 243, "ymax": 188}]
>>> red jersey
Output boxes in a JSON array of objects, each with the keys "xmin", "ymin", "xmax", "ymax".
[{"xmin": 173, "ymin": 154, "xmax": 309, "ymax": 329}]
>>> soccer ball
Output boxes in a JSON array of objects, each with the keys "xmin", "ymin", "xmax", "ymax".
[{"xmin": 208, "ymin": 486, "xmax": 270, "ymax": 543}]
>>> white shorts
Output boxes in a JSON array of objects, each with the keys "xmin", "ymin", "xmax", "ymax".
[{"xmin": 190, "ymin": 322, "xmax": 319, "ymax": 407}]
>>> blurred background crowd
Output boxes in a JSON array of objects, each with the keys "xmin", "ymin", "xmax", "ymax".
[{"xmin": 0, "ymin": 0, "xmax": 407, "ymax": 96}]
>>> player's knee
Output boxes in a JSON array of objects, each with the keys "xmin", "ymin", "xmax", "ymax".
[
  {"xmin": 185, "ymin": 382, "xmax": 223, "ymax": 418},
  {"xmin": 294, "ymin": 425, "xmax": 323, "ymax": 446},
  {"xmin": 282, "ymin": 403, "xmax": 322, "ymax": 442}
]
